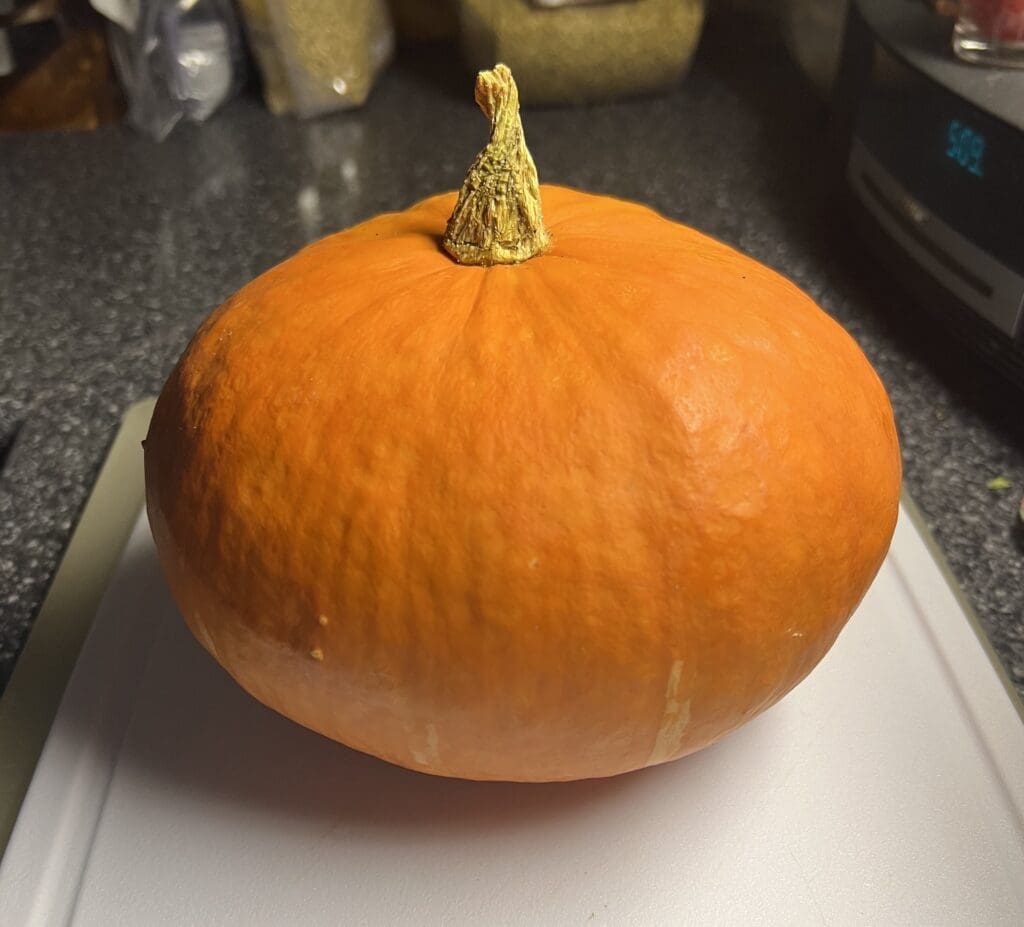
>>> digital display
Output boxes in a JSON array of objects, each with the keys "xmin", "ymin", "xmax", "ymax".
[
  {"xmin": 852, "ymin": 38, "xmax": 1024, "ymax": 275},
  {"xmin": 945, "ymin": 120, "xmax": 986, "ymax": 178}
]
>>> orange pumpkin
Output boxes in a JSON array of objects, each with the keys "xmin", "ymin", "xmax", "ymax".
[{"xmin": 145, "ymin": 65, "xmax": 900, "ymax": 782}]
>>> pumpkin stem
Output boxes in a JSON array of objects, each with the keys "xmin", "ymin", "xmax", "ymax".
[{"xmin": 443, "ymin": 64, "xmax": 550, "ymax": 266}]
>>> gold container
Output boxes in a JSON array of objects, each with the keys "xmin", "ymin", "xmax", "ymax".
[{"xmin": 458, "ymin": 0, "xmax": 706, "ymax": 104}]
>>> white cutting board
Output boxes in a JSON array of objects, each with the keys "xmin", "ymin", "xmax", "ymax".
[{"xmin": 2, "ymin": 505, "xmax": 1023, "ymax": 926}]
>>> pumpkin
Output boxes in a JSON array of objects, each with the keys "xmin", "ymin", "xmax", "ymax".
[{"xmin": 145, "ymin": 65, "xmax": 901, "ymax": 782}]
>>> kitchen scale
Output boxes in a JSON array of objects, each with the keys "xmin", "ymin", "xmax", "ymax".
[
  {"xmin": 834, "ymin": 0, "xmax": 1024, "ymax": 384},
  {"xmin": 0, "ymin": 400, "xmax": 1022, "ymax": 925}
]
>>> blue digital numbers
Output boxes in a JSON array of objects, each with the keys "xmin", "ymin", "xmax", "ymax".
[{"xmin": 945, "ymin": 120, "xmax": 986, "ymax": 178}]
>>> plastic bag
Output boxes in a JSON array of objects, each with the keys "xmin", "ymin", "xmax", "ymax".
[{"xmin": 93, "ymin": 0, "xmax": 246, "ymax": 140}]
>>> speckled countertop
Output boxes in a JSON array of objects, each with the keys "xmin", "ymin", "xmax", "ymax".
[{"xmin": 1, "ymin": 6, "xmax": 1022, "ymax": 699}]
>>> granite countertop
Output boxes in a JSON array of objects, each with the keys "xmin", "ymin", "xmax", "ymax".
[{"xmin": 1, "ymin": 6, "xmax": 1022, "ymax": 699}]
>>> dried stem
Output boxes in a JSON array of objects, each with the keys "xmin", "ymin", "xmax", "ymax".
[{"xmin": 443, "ymin": 64, "xmax": 550, "ymax": 266}]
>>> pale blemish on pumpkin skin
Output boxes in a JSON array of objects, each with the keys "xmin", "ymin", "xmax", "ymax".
[
  {"xmin": 309, "ymin": 647, "xmax": 324, "ymax": 662},
  {"xmin": 411, "ymin": 723, "xmax": 441, "ymax": 767},
  {"xmin": 318, "ymin": 614, "xmax": 329, "ymax": 627},
  {"xmin": 646, "ymin": 659, "xmax": 691, "ymax": 767}
]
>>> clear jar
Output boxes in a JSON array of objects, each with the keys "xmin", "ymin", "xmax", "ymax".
[{"xmin": 954, "ymin": 0, "xmax": 1024, "ymax": 68}]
